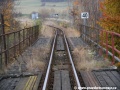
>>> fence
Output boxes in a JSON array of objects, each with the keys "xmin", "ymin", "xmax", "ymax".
[
  {"xmin": 80, "ymin": 25, "xmax": 100, "ymax": 45},
  {"xmin": 80, "ymin": 24, "xmax": 120, "ymax": 64},
  {"xmin": 0, "ymin": 14, "xmax": 39, "ymax": 69}
]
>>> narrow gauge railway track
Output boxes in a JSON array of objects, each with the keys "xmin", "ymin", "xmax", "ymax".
[{"xmin": 41, "ymin": 29, "xmax": 82, "ymax": 90}]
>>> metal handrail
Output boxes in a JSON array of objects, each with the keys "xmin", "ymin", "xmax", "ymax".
[{"xmin": 80, "ymin": 24, "xmax": 120, "ymax": 64}]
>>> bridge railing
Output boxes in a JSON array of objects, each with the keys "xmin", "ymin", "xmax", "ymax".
[
  {"xmin": 80, "ymin": 24, "xmax": 120, "ymax": 64},
  {"xmin": 100, "ymin": 30, "xmax": 120, "ymax": 64},
  {"xmin": 0, "ymin": 14, "xmax": 39, "ymax": 69}
]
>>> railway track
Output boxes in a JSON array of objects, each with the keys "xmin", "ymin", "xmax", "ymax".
[
  {"xmin": 0, "ymin": 27, "xmax": 120, "ymax": 90},
  {"xmin": 41, "ymin": 29, "xmax": 82, "ymax": 90},
  {"xmin": 0, "ymin": 28, "xmax": 84, "ymax": 90}
]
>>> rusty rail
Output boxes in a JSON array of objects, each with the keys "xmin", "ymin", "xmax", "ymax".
[
  {"xmin": 80, "ymin": 24, "xmax": 120, "ymax": 64},
  {"xmin": 100, "ymin": 30, "xmax": 120, "ymax": 64},
  {"xmin": 0, "ymin": 14, "xmax": 39, "ymax": 69}
]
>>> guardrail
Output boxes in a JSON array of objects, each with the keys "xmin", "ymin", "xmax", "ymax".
[
  {"xmin": 80, "ymin": 24, "xmax": 120, "ymax": 64},
  {"xmin": 100, "ymin": 30, "xmax": 120, "ymax": 64},
  {"xmin": 0, "ymin": 14, "xmax": 39, "ymax": 69}
]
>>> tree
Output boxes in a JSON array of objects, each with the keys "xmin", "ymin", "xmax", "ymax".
[
  {"xmin": 70, "ymin": 0, "xmax": 80, "ymax": 27},
  {"xmin": 99, "ymin": 0, "xmax": 120, "ymax": 58},
  {"xmin": 0, "ymin": 0, "xmax": 20, "ymax": 33},
  {"xmin": 99, "ymin": 0, "xmax": 120, "ymax": 33},
  {"xmin": 71, "ymin": 0, "xmax": 101, "ymax": 28}
]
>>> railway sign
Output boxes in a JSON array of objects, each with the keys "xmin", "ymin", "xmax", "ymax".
[{"xmin": 81, "ymin": 12, "xmax": 89, "ymax": 19}]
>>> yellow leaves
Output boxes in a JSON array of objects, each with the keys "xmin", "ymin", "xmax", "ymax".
[
  {"xmin": 4, "ymin": 22, "xmax": 10, "ymax": 27},
  {"xmin": 1, "ymin": 0, "xmax": 14, "ymax": 33},
  {"xmin": 99, "ymin": 0, "xmax": 120, "ymax": 20},
  {"xmin": 99, "ymin": 0, "xmax": 120, "ymax": 33},
  {"xmin": 71, "ymin": 0, "xmax": 80, "ymax": 21},
  {"xmin": 99, "ymin": 0, "xmax": 120, "ymax": 59}
]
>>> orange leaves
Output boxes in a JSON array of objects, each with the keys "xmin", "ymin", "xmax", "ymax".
[
  {"xmin": 99, "ymin": 0, "xmax": 120, "ymax": 60},
  {"xmin": 71, "ymin": 0, "xmax": 80, "ymax": 24},
  {"xmin": 0, "ymin": 0, "xmax": 14, "ymax": 33},
  {"xmin": 71, "ymin": 7, "xmax": 79, "ymax": 16},
  {"xmin": 99, "ymin": 0, "xmax": 120, "ymax": 33}
]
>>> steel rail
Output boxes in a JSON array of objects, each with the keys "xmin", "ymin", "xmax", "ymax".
[
  {"xmin": 42, "ymin": 31, "xmax": 57, "ymax": 90},
  {"xmin": 64, "ymin": 33, "xmax": 82, "ymax": 90}
]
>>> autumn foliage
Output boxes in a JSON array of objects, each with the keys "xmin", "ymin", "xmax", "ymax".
[
  {"xmin": 0, "ymin": 0, "xmax": 20, "ymax": 33},
  {"xmin": 70, "ymin": 0, "xmax": 80, "ymax": 28},
  {"xmin": 99, "ymin": 0, "xmax": 120, "ymax": 33},
  {"xmin": 71, "ymin": 0, "xmax": 120, "ymax": 59},
  {"xmin": 99, "ymin": 0, "xmax": 120, "ymax": 58},
  {"xmin": 71, "ymin": 0, "xmax": 100, "ymax": 28}
]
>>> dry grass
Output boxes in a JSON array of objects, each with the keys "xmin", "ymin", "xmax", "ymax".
[
  {"xmin": 26, "ymin": 59, "xmax": 45, "ymax": 72},
  {"xmin": 1, "ymin": 22, "xmax": 53, "ymax": 73},
  {"xmin": 23, "ymin": 46, "xmax": 50, "ymax": 72},
  {"xmin": 4, "ymin": 40, "xmax": 51, "ymax": 73},
  {"xmin": 24, "ymin": 22, "xmax": 54, "ymax": 71},
  {"xmin": 63, "ymin": 26, "xmax": 112, "ymax": 71},
  {"xmin": 64, "ymin": 27, "xmax": 80, "ymax": 37},
  {"xmin": 41, "ymin": 25, "xmax": 54, "ymax": 37},
  {"xmin": 44, "ymin": 21, "xmax": 57, "ymax": 26},
  {"xmin": 73, "ymin": 46, "xmax": 111, "ymax": 71}
]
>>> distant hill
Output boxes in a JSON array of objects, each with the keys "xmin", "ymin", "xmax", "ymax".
[{"xmin": 41, "ymin": 0, "xmax": 66, "ymax": 2}]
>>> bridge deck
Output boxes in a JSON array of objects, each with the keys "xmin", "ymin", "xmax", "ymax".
[
  {"xmin": 80, "ymin": 71, "xmax": 100, "ymax": 87},
  {"xmin": 93, "ymin": 70, "xmax": 120, "ymax": 89},
  {"xmin": 53, "ymin": 70, "xmax": 71, "ymax": 90},
  {"xmin": 56, "ymin": 36, "xmax": 65, "ymax": 51},
  {"xmin": 81, "ymin": 69, "xmax": 120, "ymax": 89},
  {"xmin": 0, "ymin": 72, "xmax": 42, "ymax": 90}
]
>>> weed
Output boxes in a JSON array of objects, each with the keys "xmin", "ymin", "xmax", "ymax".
[{"xmin": 73, "ymin": 46, "xmax": 111, "ymax": 71}]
